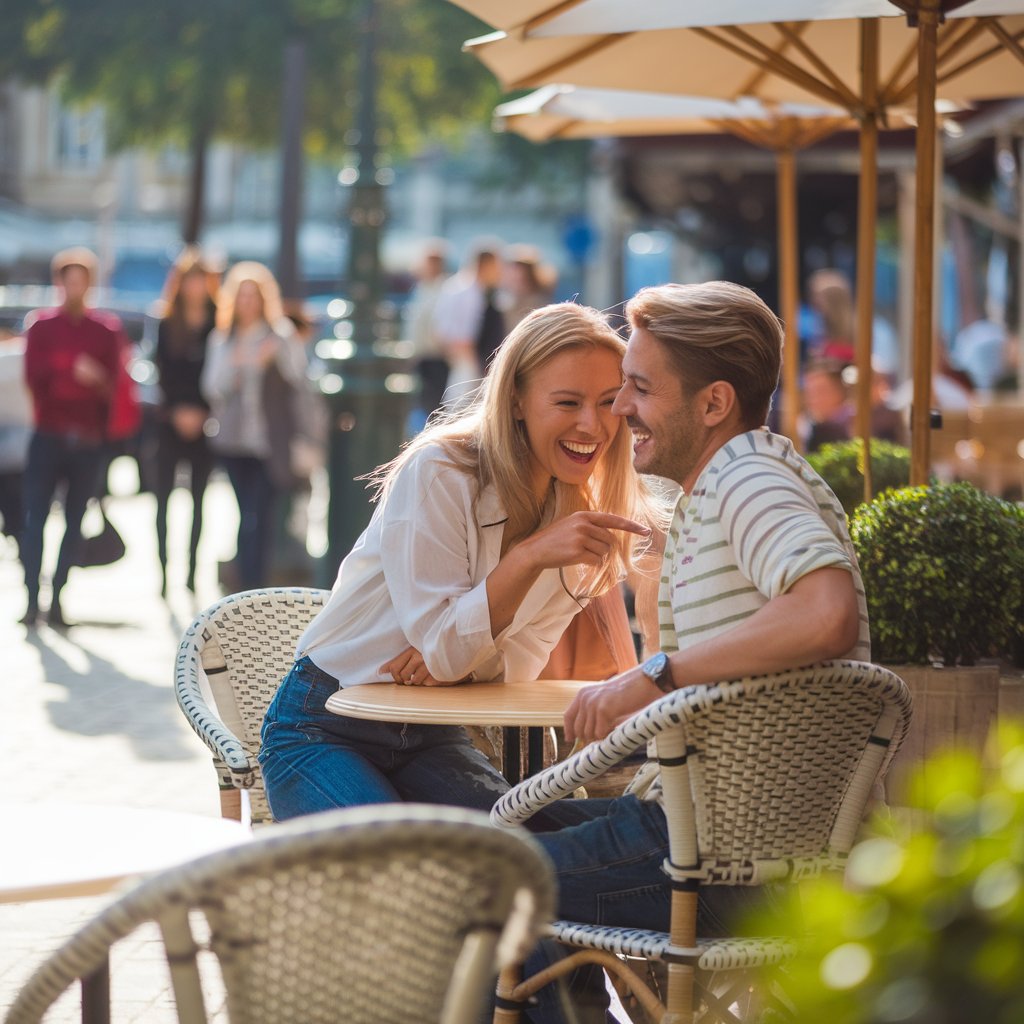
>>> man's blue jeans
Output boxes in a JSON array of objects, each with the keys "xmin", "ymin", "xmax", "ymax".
[
  {"xmin": 258, "ymin": 656, "xmax": 509, "ymax": 818},
  {"xmin": 20, "ymin": 430, "xmax": 105, "ymax": 608},
  {"xmin": 520, "ymin": 797, "xmax": 774, "ymax": 1023}
]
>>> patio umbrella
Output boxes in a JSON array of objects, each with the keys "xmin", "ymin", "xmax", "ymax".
[
  {"xmin": 493, "ymin": 85, "xmax": 871, "ymax": 447},
  {"xmin": 454, "ymin": 0, "xmax": 1024, "ymax": 488}
]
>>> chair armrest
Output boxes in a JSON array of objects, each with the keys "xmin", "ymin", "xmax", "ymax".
[
  {"xmin": 174, "ymin": 634, "xmax": 255, "ymax": 787},
  {"xmin": 491, "ymin": 684, "xmax": 707, "ymax": 828}
]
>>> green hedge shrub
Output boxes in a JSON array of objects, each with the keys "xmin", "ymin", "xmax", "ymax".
[
  {"xmin": 850, "ymin": 482, "xmax": 1024, "ymax": 666},
  {"xmin": 747, "ymin": 725, "xmax": 1024, "ymax": 1024},
  {"xmin": 807, "ymin": 439, "xmax": 911, "ymax": 517}
]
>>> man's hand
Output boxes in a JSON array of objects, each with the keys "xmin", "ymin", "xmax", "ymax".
[
  {"xmin": 378, "ymin": 646, "xmax": 467, "ymax": 687},
  {"xmin": 72, "ymin": 353, "xmax": 109, "ymax": 390},
  {"xmin": 563, "ymin": 666, "xmax": 664, "ymax": 748}
]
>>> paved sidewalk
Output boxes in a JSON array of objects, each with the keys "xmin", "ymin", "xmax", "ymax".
[{"xmin": 0, "ymin": 464, "xmax": 242, "ymax": 1021}]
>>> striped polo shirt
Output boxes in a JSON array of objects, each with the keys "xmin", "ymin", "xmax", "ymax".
[{"xmin": 631, "ymin": 427, "xmax": 871, "ymax": 802}]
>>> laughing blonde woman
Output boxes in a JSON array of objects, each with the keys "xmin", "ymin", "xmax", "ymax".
[{"xmin": 259, "ymin": 302, "xmax": 663, "ymax": 818}]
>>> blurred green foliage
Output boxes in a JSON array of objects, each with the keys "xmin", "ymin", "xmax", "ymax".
[
  {"xmin": 807, "ymin": 439, "xmax": 910, "ymax": 519},
  {"xmin": 1, "ymin": 0, "xmax": 501, "ymax": 156},
  {"xmin": 850, "ymin": 482, "xmax": 1024, "ymax": 666},
  {"xmin": 747, "ymin": 724, "xmax": 1024, "ymax": 1024}
]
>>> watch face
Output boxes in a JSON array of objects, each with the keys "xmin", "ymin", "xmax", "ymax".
[{"xmin": 645, "ymin": 652, "xmax": 667, "ymax": 677}]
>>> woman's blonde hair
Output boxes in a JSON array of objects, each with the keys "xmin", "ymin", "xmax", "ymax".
[
  {"xmin": 215, "ymin": 261, "xmax": 285, "ymax": 333},
  {"xmin": 372, "ymin": 302, "xmax": 664, "ymax": 597}
]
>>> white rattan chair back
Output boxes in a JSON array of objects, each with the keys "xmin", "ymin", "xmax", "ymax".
[
  {"xmin": 5, "ymin": 805, "xmax": 556, "ymax": 1024},
  {"xmin": 655, "ymin": 660, "xmax": 912, "ymax": 887},
  {"xmin": 175, "ymin": 588, "xmax": 329, "ymax": 825},
  {"xmin": 489, "ymin": 661, "xmax": 913, "ymax": 1023}
]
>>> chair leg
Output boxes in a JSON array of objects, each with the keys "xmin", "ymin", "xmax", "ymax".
[
  {"xmin": 504, "ymin": 950, "xmax": 667, "ymax": 1023},
  {"xmin": 494, "ymin": 965, "xmax": 523, "ymax": 1023},
  {"xmin": 219, "ymin": 787, "xmax": 242, "ymax": 821}
]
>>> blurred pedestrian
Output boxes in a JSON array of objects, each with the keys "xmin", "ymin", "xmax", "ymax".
[
  {"xmin": 433, "ymin": 241, "xmax": 504, "ymax": 401},
  {"xmin": 20, "ymin": 247, "xmax": 125, "ymax": 627},
  {"xmin": 504, "ymin": 244, "xmax": 556, "ymax": 329},
  {"xmin": 154, "ymin": 248, "xmax": 218, "ymax": 597},
  {"xmin": 201, "ymin": 262, "xmax": 306, "ymax": 591},
  {"xmin": 404, "ymin": 240, "xmax": 450, "ymax": 427},
  {"xmin": 0, "ymin": 333, "xmax": 31, "ymax": 552},
  {"xmin": 806, "ymin": 268, "xmax": 856, "ymax": 366}
]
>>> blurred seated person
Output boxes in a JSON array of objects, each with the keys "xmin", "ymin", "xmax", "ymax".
[
  {"xmin": 950, "ymin": 318, "xmax": 1009, "ymax": 396},
  {"xmin": 868, "ymin": 365, "xmax": 908, "ymax": 446},
  {"xmin": 802, "ymin": 359, "xmax": 853, "ymax": 452}
]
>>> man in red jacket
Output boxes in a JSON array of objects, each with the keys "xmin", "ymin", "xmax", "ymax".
[{"xmin": 20, "ymin": 248, "xmax": 124, "ymax": 627}]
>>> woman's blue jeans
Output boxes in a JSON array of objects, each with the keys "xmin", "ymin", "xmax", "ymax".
[
  {"xmin": 258, "ymin": 656, "xmax": 509, "ymax": 819},
  {"xmin": 220, "ymin": 454, "xmax": 275, "ymax": 590}
]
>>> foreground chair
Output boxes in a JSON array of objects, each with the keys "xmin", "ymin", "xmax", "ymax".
[
  {"xmin": 175, "ymin": 587, "xmax": 329, "ymax": 825},
  {"xmin": 491, "ymin": 660, "xmax": 913, "ymax": 1024},
  {"xmin": 5, "ymin": 804, "xmax": 556, "ymax": 1024}
]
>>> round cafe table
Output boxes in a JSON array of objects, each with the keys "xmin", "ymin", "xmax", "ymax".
[
  {"xmin": 325, "ymin": 678, "xmax": 599, "ymax": 783},
  {"xmin": 0, "ymin": 802, "xmax": 251, "ymax": 1023}
]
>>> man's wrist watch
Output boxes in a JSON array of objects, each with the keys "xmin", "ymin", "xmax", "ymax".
[{"xmin": 640, "ymin": 651, "xmax": 675, "ymax": 693}]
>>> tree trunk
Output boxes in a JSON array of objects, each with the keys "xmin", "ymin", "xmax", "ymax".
[{"xmin": 182, "ymin": 121, "xmax": 210, "ymax": 245}]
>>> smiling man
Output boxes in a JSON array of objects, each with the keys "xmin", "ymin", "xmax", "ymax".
[{"xmin": 523, "ymin": 281, "xmax": 871, "ymax": 1024}]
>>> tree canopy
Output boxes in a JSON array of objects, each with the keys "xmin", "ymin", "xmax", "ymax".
[{"xmin": 2, "ymin": 0, "xmax": 501, "ymax": 158}]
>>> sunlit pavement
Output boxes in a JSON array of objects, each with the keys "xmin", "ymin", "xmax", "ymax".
[{"xmin": 0, "ymin": 461, "xmax": 240, "ymax": 1021}]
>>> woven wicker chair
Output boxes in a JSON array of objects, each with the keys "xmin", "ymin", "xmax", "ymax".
[
  {"xmin": 5, "ymin": 804, "xmax": 556, "ymax": 1024},
  {"xmin": 175, "ymin": 588, "xmax": 329, "ymax": 825},
  {"xmin": 490, "ymin": 660, "xmax": 913, "ymax": 1024}
]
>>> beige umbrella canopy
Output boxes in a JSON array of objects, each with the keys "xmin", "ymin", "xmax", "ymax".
[
  {"xmin": 454, "ymin": 0, "xmax": 1024, "ymax": 488},
  {"xmin": 493, "ymin": 85, "xmax": 866, "ymax": 447}
]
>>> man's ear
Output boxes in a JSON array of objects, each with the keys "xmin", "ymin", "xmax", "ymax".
[{"xmin": 702, "ymin": 381, "xmax": 737, "ymax": 426}]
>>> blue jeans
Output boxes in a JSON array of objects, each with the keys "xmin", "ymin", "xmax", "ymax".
[
  {"xmin": 258, "ymin": 656, "xmax": 509, "ymax": 819},
  {"xmin": 220, "ymin": 454, "xmax": 275, "ymax": 590},
  {"xmin": 520, "ymin": 797, "xmax": 776, "ymax": 1024},
  {"xmin": 20, "ymin": 430, "xmax": 105, "ymax": 607}
]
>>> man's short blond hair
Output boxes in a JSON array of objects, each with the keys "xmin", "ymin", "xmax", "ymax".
[
  {"xmin": 50, "ymin": 246, "xmax": 98, "ymax": 281},
  {"xmin": 625, "ymin": 281, "xmax": 783, "ymax": 429}
]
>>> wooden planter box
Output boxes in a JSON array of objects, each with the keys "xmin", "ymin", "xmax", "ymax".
[{"xmin": 884, "ymin": 662, "xmax": 1001, "ymax": 802}]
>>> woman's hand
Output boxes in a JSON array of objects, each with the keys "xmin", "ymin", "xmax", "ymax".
[
  {"xmin": 379, "ymin": 647, "xmax": 467, "ymax": 687},
  {"xmin": 520, "ymin": 511, "xmax": 651, "ymax": 571}
]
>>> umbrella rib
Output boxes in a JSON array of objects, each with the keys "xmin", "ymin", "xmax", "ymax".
[
  {"xmin": 773, "ymin": 21, "xmax": 863, "ymax": 112},
  {"xmin": 984, "ymin": 19, "xmax": 1024, "ymax": 70},
  {"xmin": 693, "ymin": 25, "xmax": 850, "ymax": 110},
  {"xmin": 506, "ymin": 34, "xmax": 625, "ymax": 90},
  {"xmin": 934, "ymin": 23, "xmax": 1024, "ymax": 88}
]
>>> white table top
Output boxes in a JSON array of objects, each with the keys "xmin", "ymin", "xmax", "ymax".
[
  {"xmin": 0, "ymin": 803, "xmax": 251, "ymax": 904},
  {"xmin": 325, "ymin": 678, "xmax": 599, "ymax": 727}
]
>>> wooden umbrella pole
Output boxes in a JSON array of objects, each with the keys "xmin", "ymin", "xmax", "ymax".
[
  {"xmin": 910, "ymin": 3, "xmax": 941, "ymax": 486},
  {"xmin": 856, "ymin": 18, "xmax": 880, "ymax": 503},
  {"xmin": 776, "ymin": 147, "xmax": 802, "ymax": 449}
]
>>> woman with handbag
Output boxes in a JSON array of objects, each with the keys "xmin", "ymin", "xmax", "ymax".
[
  {"xmin": 201, "ymin": 262, "xmax": 306, "ymax": 592},
  {"xmin": 153, "ymin": 249, "xmax": 217, "ymax": 596}
]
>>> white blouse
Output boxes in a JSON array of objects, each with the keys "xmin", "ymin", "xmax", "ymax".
[{"xmin": 297, "ymin": 443, "xmax": 585, "ymax": 688}]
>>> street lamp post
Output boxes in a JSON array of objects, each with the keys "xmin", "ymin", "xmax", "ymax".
[{"xmin": 323, "ymin": 0, "xmax": 412, "ymax": 576}]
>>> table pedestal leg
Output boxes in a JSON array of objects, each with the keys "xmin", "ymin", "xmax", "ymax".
[
  {"xmin": 527, "ymin": 727, "xmax": 545, "ymax": 777},
  {"xmin": 82, "ymin": 956, "xmax": 110, "ymax": 1024},
  {"xmin": 503, "ymin": 726, "xmax": 522, "ymax": 785}
]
